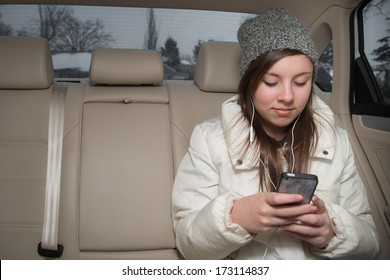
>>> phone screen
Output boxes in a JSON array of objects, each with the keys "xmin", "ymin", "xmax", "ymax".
[{"xmin": 276, "ymin": 172, "xmax": 318, "ymax": 204}]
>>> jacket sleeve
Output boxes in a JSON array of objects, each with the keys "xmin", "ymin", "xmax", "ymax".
[
  {"xmin": 172, "ymin": 124, "xmax": 253, "ymax": 259},
  {"xmin": 310, "ymin": 129, "xmax": 380, "ymax": 259}
]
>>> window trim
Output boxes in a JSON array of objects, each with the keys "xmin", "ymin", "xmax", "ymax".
[{"xmin": 350, "ymin": 0, "xmax": 390, "ymax": 118}]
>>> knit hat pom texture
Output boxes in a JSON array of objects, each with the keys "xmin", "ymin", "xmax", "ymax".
[{"xmin": 238, "ymin": 8, "xmax": 318, "ymax": 76}]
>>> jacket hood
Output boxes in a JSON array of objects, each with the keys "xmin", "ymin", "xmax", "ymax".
[{"xmin": 221, "ymin": 94, "xmax": 336, "ymax": 170}]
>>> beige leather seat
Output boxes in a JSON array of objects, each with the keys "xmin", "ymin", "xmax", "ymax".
[
  {"xmin": 59, "ymin": 48, "xmax": 178, "ymax": 259},
  {"xmin": 0, "ymin": 39, "xmax": 241, "ymax": 260},
  {"xmin": 0, "ymin": 36, "xmax": 54, "ymax": 259}
]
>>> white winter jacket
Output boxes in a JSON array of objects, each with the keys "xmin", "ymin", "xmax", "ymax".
[{"xmin": 172, "ymin": 95, "xmax": 380, "ymax": 259}]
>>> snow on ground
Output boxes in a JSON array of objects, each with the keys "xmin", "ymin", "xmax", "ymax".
[{"xmin": 52, "ymin": 52, "xmax": 92, "ymax": 71}]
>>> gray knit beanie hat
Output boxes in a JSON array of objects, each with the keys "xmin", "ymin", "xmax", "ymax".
[{"xmin": 238, "ymin": 8, "xmax": 318, "ymax": 77}]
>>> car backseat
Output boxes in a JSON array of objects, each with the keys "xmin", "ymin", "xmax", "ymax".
[
  {"xmin": 0, "ymin": 36, "xmax": 238, "ymax": 259},
  {"xmin": 60, "ymin": 48, "xmax": 178, "ymax": 259},
  {"xmin": 0, "ymin": 36, "xmax": 55, "ymax": 259}
]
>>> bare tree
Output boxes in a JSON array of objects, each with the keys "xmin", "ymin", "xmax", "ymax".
[
  {"xmin": 18, "ymin": 5, "xmax": 113, "ymax": 53},
  {"xmin": 144, "ymin": 8, "xmax": 158, "ymax": 50},
  {"xmin": 364, "ymin": 0, "xmax": 387, "ymax": 17},
  {"xmin": 36, "ymin": 5, "xmax": 73, "ymax": 42},
  {"xmin": 54, "ymin": 17, "xmax": 113, "ymax": 52},
  {"xmin": 0, "ymin": 13, "xmax": 12, "ymax": 35}
]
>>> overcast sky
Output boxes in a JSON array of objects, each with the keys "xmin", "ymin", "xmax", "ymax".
[{"xmin": 0, "ymin": 5, "xmax": 251, "ymax": 58}]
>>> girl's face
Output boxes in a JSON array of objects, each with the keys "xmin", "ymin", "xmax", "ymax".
[{"xmin": 253, "ymin": 54, "xmax": 313, "ymax": 140}]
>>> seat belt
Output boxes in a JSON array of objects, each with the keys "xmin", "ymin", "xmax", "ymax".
[{"xmin": 37, "ymin": 82, "xmax": 68, "ymax": 259}]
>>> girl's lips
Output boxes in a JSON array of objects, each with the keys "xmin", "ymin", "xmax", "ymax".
[{"xmin": 273, "ymin": 108, "xmax": 293, "ymax": 117}]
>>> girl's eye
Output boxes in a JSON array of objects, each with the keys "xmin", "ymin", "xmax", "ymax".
[
  {"xmin": 263, "ymin": 81, "xmax": 277, "ymax": 87},
  {"xmin": 294, "ymin": 80, "xmax": 309, "ymax": 87}
]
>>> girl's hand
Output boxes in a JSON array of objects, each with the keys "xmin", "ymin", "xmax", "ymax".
[
  {"xmin": 281, "ymin": 195, "xmax": 335, "ymax": 248},
  {"xmin": 231, "ymin": 192, "xmax": 318, "ymax": 234}
]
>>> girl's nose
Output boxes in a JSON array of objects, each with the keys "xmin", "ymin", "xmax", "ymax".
[{"xmin": 277, "ymin": 84, "xmax": 294, "ymax": 103}]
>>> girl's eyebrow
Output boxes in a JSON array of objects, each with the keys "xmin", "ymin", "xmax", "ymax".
[{"xmin": 264, "ymin": 72, "xmax": 313, "ymax": 78}]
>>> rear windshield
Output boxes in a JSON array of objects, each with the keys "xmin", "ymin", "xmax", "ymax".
[{"xmin": 0, "ymin": 5, "xmax": 253, "ymax": 80}]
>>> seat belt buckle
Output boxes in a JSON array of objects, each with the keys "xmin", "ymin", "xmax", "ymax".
[{"xmin": 38, "ymin": 242, "xmax": 64, "ymax": 259}]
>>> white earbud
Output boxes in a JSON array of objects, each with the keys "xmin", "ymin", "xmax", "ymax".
[
  {"xmin": 249, "ymin": 126, "xmax": 254, "ymax": 144},
  {"xmin": 249, "ymin": 98, "xmax": 255, "ymax": 144}
]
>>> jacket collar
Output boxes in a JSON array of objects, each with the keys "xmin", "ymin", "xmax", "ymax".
[{"xmin": 221, "ymin": 94, "xmax": 336, "ymax": 170}]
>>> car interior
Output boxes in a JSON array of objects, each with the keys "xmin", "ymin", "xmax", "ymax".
[{"xmin": 0, "ymin": 0, "xmax": 389, "ymax": 260}]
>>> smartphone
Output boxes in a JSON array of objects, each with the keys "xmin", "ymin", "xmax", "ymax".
[{"xmin": 276, "ymin": 172, "xmax": 318, "ymax": 204}]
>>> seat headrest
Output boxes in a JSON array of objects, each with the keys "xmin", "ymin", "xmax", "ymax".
[
  {"xmin": 89, "ymin": 49, "xmax": 164, "ymax": 85},
  {"xmin": 0, "ymin": 36, "xmax": 54, "ymax": 89},
  {"xmin": 194, "ymin": 41, "xmax": 241, "ymax": 93}
]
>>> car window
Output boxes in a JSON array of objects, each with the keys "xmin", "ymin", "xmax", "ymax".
[
  {"xmin": 316, "ymin": 41, "xmax": 333, "ymax": 92},
  {"xmin": 362, "ymin": 0, "xmax": 390, "ymax": 101},
  {"xmin": 351, "ymin": 0, "xmax": 390, "ymax": 117},
  {"xmin": 0, "ymin": 5, "xmax": 253, "ymax": 80},
  {"xmin": 1, "ymin": 4, "xmax": 333, "ymax": 83}
]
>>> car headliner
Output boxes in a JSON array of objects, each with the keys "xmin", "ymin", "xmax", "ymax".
[{"xmin": 0, "ymin": 0, "xmax": 361, "ymax": 27}]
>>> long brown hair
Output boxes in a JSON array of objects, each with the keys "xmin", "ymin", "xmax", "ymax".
[{"xmin": 238, "ymin": 49, "xmax": 318, "ymax": 192}]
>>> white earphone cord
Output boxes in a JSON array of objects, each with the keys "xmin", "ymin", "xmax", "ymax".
[
  {"xmin": 290, "ymin": 113, "xmax": 300, "ymax": 173},
  {"xmin": 249, "ymin": 99, "xmax": 300, "ymax": 260},
  {"xmin": 249, "ymin": 99, "xmax": 300, "ymax": 187}
]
